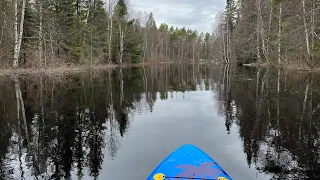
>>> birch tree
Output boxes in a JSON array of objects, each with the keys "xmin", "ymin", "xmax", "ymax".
[
  {"xmin": 225, "ymin": 0, "xmax": 235, "ymax": 62},
  {"xmin": 38, "ymin": 0, "xmax": 43, "ymax": 65},
  {"xmin": 144, "ymin": 13, "xmax": 157, "ymax": 61},
  {"xmin": 107, "ymin": 0, "xmax": 115, "ymax": 63},
  {"xmin": 13, "ymin": 0, "xmax": 27, "ymax": 68},
  {"xmin": 277, "ymin": 2, "xmax": 282, "ymax": 65},
  {"xmin": 302, "ymin": 0, "xmax": 311, "ymax": 66},
  {"xmin": 256, "ymin": 0, "xmax": 267, "ymax": 62}
]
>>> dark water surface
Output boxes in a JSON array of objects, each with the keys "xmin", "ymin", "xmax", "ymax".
[{"xmin": 0, "ymin": 64, "xmax": 319, "ymax": 180}]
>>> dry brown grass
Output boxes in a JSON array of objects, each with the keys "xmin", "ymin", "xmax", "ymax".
[{"xmin": 0, "ymin": 61, "xmax": 170, "ymax": 77}]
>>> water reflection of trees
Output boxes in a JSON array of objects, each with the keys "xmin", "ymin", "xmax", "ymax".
[
  {"xmin": 0, "ymin": 64, "xmax": 218, "ymax": 179},
  {"xmin": 216, "ymin": 64, "xmax": 236, "ymax": 134},
  {"xmin": 3, "ymin": 64, "xmax": 320, "ymax": 179},
  {"xmin": 217, "ymin": 66, "xmax": 320, "ymax": 179}
]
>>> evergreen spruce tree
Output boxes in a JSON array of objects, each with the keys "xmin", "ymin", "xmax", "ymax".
[
  {"xmin": 112, "ymin": 0, "xmax": 142, "ymax": 64},
  {"xmin": 125, "ymin": 19, "xmax": 143, "ymax": 63},
  {"xmin": 55, "ymin": 0, "xmax": 77, "ymax": 61},
  {"xmin": 86, "ymin": 0, "xmax": 109, "ymax": 62},
  {"xmin": 112, "ymin": 0, "xmax": 128, "ymax": 63},
  {"xmin": 21, "ymin": 0, "xmax": 37, "ymax": 64}
]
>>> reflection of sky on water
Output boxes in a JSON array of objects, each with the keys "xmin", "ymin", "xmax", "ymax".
[{"xmin": 100, "ymin": 88, "xmax": 272, "ymax": 180}]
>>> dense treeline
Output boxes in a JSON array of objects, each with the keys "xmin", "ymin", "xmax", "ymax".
[
  {"xmin": 214, "ymin": 0, "xmax": 320, "ymax": 68},
  {"xmin": 0, "ymin": 0, "xmax": 214, "ymax": 68}
]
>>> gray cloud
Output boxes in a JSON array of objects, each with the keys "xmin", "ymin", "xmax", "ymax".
[{"xmin": 130, "ymin": 0, "xmax": 226, "ymax": 34}]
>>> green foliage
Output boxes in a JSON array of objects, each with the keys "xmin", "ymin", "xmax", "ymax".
[
  {"xmin": 23, "ymin": 0, "xmax": 37, "ymax": 44},
  {"xmin": 178, "ymin": 27, "xmax": 187, "ymax": 37},
  {"xmin": 313, "ymin": 41, "xmax": 320, "ymax": 60},
  {"xmin": 21, "ymin": 0, "xmax": 38, "ymax": 62},
  {"xmin": 187, "ymin": 29, "xmax": 198, "ymax": 41},
  {"xmin": 225, "ymin": 0, "xmax": 236, "ymax": 31},
  {"xmin": 52, "ymin": 0, "xmax": 79, "ymax": 60},
  {"xmin": 159, "ymin": 23, "xmax": 168, "ymax": 32},
  {"xmin": 204, "ymin": 33, "xmax": 210, "ymax": 42},
  {"xmin": 271, "ymin": 0, "xmax": 283, "ymax": 6},
  {"xmin": 170, "ymin": 26, "xmax": 179, "ymax": 40},
  {"xmin": 124, "ymin": 21, "xmax": 143, "ymax": 63},
  {"xmin": 114, "ymin": 0, "xmax": 128, "ymax": 20},
  {"xmin": 199, "ymin": 32, "xmax": 204, "ymax": 41},
  {"xmin": 86, "ymin": 0, "xmax": 109, "ymax": 61},
  {"xmin": 110, "ymin": 0, "xmax": 144, "ymax": 64},
  {"xmin": 146, "ymin": 13, "xmax": 157, "ymax": 29}
]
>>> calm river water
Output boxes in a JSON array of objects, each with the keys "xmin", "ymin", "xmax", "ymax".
[{"xmin": 0, "ymin": 64, "xmax": 319, "ymax": 180}]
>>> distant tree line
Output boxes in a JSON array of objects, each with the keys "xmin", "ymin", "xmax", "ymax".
[
  {"xmin": 213, "ymin": 0, "xmax": 320, "ymax": 68},
  {"xmin": 0, "ymin": 0, "xmax": 215, "ymax": 68}
]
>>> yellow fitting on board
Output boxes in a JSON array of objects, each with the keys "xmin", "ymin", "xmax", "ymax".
[
  {"xmin": 153, "ymin": 173, "xmax": 165, "ymax": 180},
  {"xmin": 218, "ymin": 177, "xmax": 229, "ymax": 180}
]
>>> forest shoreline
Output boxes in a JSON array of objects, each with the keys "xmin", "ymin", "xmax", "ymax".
[
  {"xmin": 0, "ymin": 62, "xmax": 170, "ymax": 77},
  {"xmin": 3, "ymin": 60, "xmax": 319, "ymax": 77},
  {"xmin": 242, "ymin": 63, "xmax": 320, "ymax": 72}
]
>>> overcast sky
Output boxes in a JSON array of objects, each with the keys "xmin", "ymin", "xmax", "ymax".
[{"xmin": 129, "ymin": 0, "xmax": 226, "ymax": 34}]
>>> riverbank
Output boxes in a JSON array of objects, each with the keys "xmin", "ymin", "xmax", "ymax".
[
  {"xmin": 3, "ymin": 60, "xmax": 317, "ymax": 77},
  {"xmin": 0, "ymin": 62, "xmax": 170, "ymax": 77},
  {"xmin": 242, "ymin": 62, "xmax": 320, "ymax": 72}
]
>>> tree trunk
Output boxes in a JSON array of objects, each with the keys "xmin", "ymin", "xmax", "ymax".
[
  {"xmin": 108, "ymin": 0, "xmax": 113, "ymax": 63},
  {"xmin": 119, "ymin": 23, "xmax": 123, "ymax": 64},
  {"xmin": 14, "ymin": 76, "xmax": 30, "ymax": 144},
  {"xmin": 86, "ymin": 0, "xmax": 91, "ymax": 24},
  {"xmin": 226, "ymin": 18, "xmax": 230, "ymax": 63},
  {"xmin": 277, "ymin": 68, "xmax": 280, "ymax": 138},
  {"xmin": 267, "ymin": 4, "xmax": 273, "ymax": 54},
  {"xmin": 39, "ymin": 77, "xmax": 44, "ymax": 124},
  {"xmin": 257, "ymin": 0, "xmax": 267, "ymax": 61},
  {"xmin": 302, "ymin": 0, "xmax": 311, "ymax": 66},
  {"xmin": 155, "ymin": 40, "xmax": 158, "ymax": 60},
  {"xmin": 13, "ymin": 0, "xmax": 27, "ymax": 67},
  {"xmin": 91, "ymin": 31, "xmax": 93, "ymax": 66},
  {"xmin": 18, "ymin": 0, "xmax": 26, "ymax": 65},
  {"xmin": 13, "ymin": 0, "xmax": 19, "ymax": 67},
  {"xmin": 192, "ymin": 43, "xmax": 195, "ymax": 61},
  {"xmin": 256, "ymin": 14, "xmax": 261, "ymax": 63},
  {"xmin": 15, "ymin": 76, "xmax": 20, "ymax": 121},
  {"xmin": 277, "ymin": 3, "xmax": 282, "ymax": 65},
  {"xmin": 311, "ymin": 0, "xmax": 315, "ymax": 57},
  {"xmin": 38, "ymin": 0, "xmax": 43, "ymax": 65},
  {"xmin": 301, "ymin": 82, "xmax": 310, "ymax": 120},
  {"xmin": 0, "ymin": 15, "xmax": 6, "ymax": 46},
  {"xmin": 181, "ymin": 39, "xmax": 184, "ymax": 60},
  {"xmin": 119, "ymin": 69, "xmax": 124, "ymax": 105},
  {"xmin": 228, "ymin": 26, "xmax": 232, "ymax": 63},
  {"xmin": 300, "ymin": 80, "xmax": 310, "ymax": 140},
  {"xmin": 143, "ymin": 32, "xmax": 147, "ymax": 61},
  {"xmin": 256, "ymin": 68, "xmax": 262, "ymax": 131},
  {"xmin": 14, "ymin": 75, "xmax": 24, "ymax": 179},
  {"xmin": 259, "ymin": 69, "xmax": 266, "ymax": 117},
  {"xmin": 256, "ymin": 68, "xmax": 261, "ymax": 109},
  {"xmin": 165, "ymin": 32, "xmax": 168, "ymax": 59},
  {"xmin": 222, "ymin": 27, "xmax": 227, "ymax": 63}
]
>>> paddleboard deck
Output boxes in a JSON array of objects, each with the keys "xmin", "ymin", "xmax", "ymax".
[{"xmin": 147, "ymin": 144, "xmax": 232, "ymax": 180}]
